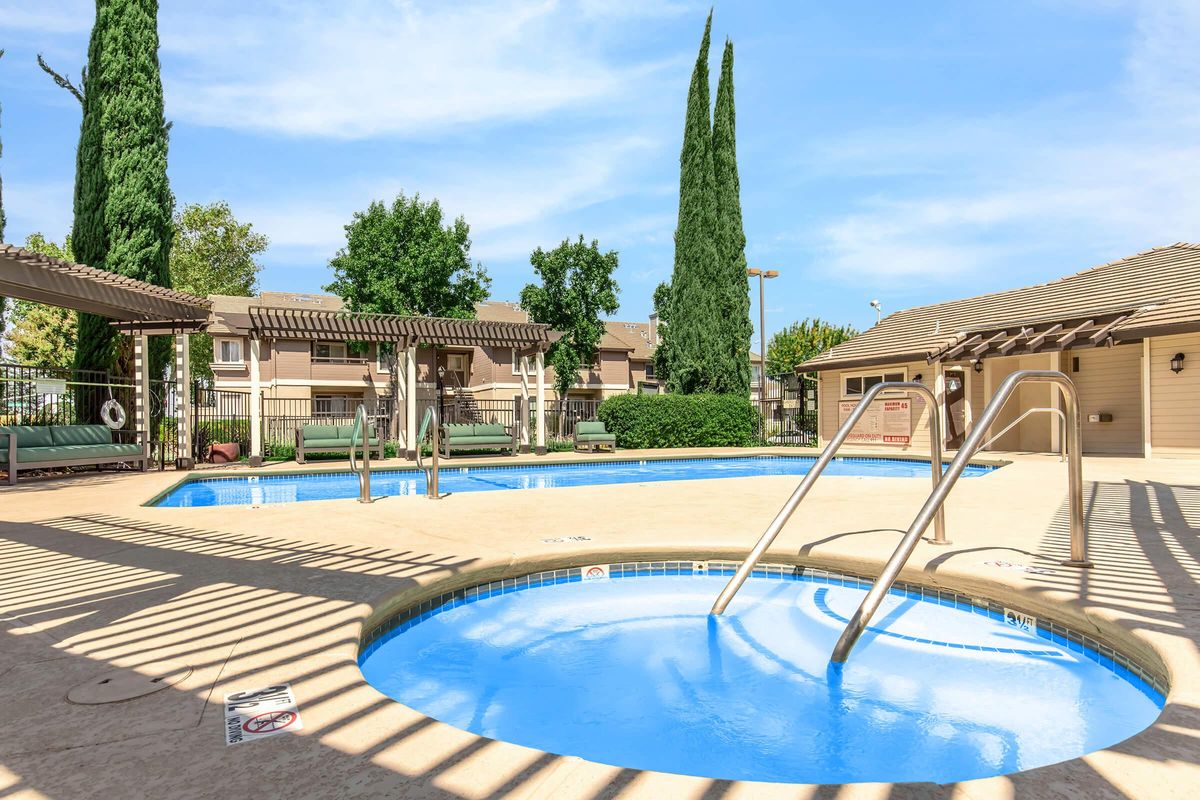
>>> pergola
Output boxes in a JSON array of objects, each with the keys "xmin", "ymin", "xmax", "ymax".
[
  {"xmin": 215, "ymin": 305, "xmax": 558, "ymax": 459},
  {"xmin": 1, "ymin": 243, "xmax": 211, "ymax": 466}
]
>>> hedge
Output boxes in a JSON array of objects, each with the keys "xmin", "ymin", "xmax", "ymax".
[{"xmin": 596, "ymin": 393, "xmax": 759, "ymax": 449}]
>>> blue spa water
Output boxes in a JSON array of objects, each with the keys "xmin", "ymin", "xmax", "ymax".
[
  {"xmin": 154, "ymin": 455, "xmax": 995, "ymax": 507},
  {"xmin": 359, "ymin": 572, "xmax": 1163, "ymax": 785}
]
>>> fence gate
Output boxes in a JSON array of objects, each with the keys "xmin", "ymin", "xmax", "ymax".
[
  {"xmin": 760, "ymin": 374, "xmax": 819, "ymax": 446},
  {"xmin": 191, "ymin": 381, "xmax": 251, "ymax": 462}
]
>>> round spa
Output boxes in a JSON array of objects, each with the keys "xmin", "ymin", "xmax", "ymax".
[{"xmin": 358, "ymin": 562, "xmax": 1165, "ymax": 785}]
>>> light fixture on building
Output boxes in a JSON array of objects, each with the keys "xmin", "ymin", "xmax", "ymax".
[
  {"xmin": 973, "ymin": 359, "xmax": 984, "ymax": 374},
  {"xmin": 913, "ymin": 373, "xmax": 923, "ymax": 382},
  {"xmin": 1170, "ymin": 352, "xmax": 1186, "ymax": 374}
]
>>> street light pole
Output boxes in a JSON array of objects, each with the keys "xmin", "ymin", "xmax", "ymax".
[{"xmin": 747, "ymin": 268, "xmax": 779, "ymax": 424}]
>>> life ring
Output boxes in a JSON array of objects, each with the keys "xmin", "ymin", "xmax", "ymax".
[{"xmin": 100, "ymin": 399, "xmax": 127, "ymax": 430}]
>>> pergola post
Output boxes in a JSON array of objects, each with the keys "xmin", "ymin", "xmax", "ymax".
[
  {"xmin": 391, "ymin": 341, "xmax": 404, "ymax": 447},
  {"xmin": 134, "ymin": 335, "xmax": 152, "ymax": 463},
  {"xmin": 175, "ymin": 334, "xmax": 194, "ymax": 469},
  {"xmin": 536, "ymin": 349, "xmax": 547, "ymax": 455},
  {"xmin": 248, "ymin": 336, "xmax": 263, "ymax": 466},
  {"xmin": 405, "ymin": 344, "xmax": 418, "ymax": 460},
  {"xmin": 519, "ymin": 353, "xmax": 531, "ymax": 453},
  {"xmin": 932, "ymin": 361, "xmax": 946, "ymax": 447}
]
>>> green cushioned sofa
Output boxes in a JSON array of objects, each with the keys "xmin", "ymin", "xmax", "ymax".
[
  {"xmin": 296, "ymin": 423, "xmax": 384, "ymax": 464},
  {"xmin": 439, "ymin": 422, "xmax": 518, "ymax": 458},
  {"xmin": 1, "ymin": 424, "xmax": 147, "ymax": 485},
  {"xmin": 573, "ymin": 421, "xmax": 617, "ymax": 453}
]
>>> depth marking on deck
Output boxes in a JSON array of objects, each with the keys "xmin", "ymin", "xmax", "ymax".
[{"xmin": 224, "ymin": 683, "xmax": 304, "ymax": 745}]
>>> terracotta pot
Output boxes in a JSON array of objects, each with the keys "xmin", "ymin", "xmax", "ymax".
[{"xmin": 208, "ymin": 442, "xmax": 241, "ymax": 464}]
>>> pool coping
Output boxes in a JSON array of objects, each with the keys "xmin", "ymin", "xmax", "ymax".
[
  {"xmin": 141, "ymin": 450, "xmax": 1013, "ymax": 507},
  {"xmin": 356, "ymin": 557, "xmax": 1168, "ymax": 702}
]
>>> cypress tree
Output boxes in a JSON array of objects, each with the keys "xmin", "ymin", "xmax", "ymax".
[
  {"xmin": 667, "ymin": 12, "xmax": 722, "ymax": 394},
  {"xmin": 712, "ymin": 38, "xmax": 752, "ymax": 395},
  {"xmin": 73, "ymin": 0, "xmax": 173, "ymax": 378}
]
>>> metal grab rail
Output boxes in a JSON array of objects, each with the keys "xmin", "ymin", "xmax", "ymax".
[
  {"xmin": 978, "ymin": 406, "xmax": 1067, "ymax": 462},
  {"xmin": 829, "ymin": 369, "xmax": 1091, "ymax": 665},
  {"xmin": 348, "ymin": 404, "xmax": 373, "ymax": 504},
  {"xmin": 711, "ymin": 381, "xmax": 946, "ymax": 616},
  {"xmin": 414, "ymin": 405, "xmax": 442, "ymax": 500}
]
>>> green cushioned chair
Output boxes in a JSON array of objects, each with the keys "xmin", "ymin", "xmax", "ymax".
[
  {"xmin": 439, "ymin": 421, "xmax": 518, "ymax": 459},
  {"xmin": 574, "ymin": 421, "xmax": 617, "ymax": 453},
  {"xmin": 296, "ymin": 422, "xmax": 385, "ymax": 464},
  {"xmin": 2, "ymin": 424, "xmax": 147, "ymax": 485}
]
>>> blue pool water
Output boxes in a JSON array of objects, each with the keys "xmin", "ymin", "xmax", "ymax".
[
  {"xmin": 359, "ymin": 570, "xmax": 1163, "ymax": 785},
  {"xmin": 153, "ymin": 455, "xmax": 996, "ymax": 507}
]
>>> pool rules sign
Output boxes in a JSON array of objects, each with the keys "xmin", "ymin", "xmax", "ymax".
[
  {"xmin": 224, "ymin": 684, "xmax": 304, "ymax": 745},
  {"xmin": 838, "ymin": 398, "xmax": 912, "ymax": 445}
]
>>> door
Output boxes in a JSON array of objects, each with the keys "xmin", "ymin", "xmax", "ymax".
[{"xmin": 944, "ymin": 369, "xmax": 966, "ymax": 449}]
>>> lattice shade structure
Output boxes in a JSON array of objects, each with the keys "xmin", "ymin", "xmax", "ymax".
[
  {"xmin": 0, "ymin": 243, "xmax": 210, "ymax": 324},
  {"xmin": 237, "ymin": 306, "xmax": 556, "ymax": 350},
  {"xmin": 925, "ymin": 305, "xmax": 1158, "ymax": 364}
]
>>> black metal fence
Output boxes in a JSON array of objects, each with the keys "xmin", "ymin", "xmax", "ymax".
[
  {"xmin": 192, "ymin": 382, "xmax": 252, "ymax": 462},
  {"xmin": 759, "ymin": 374, "xmax": 819, "ymax": 447},
  {"xmin": 0, "ymin": 362, "xmax": 136, "ymax": 429},
  {"xmin": 261, "ymin": 396, "xmax": 393, "ymax": 458}
]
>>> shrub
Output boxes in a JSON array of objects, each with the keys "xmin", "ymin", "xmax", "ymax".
[{"xmin": 597, "ymin": 393, "xmax": 758, "ymax": 449}]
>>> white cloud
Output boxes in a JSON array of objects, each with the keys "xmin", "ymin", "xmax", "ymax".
[{"xmin": 156, "ymin": 0, "xmax": 686, "ymax": 139}]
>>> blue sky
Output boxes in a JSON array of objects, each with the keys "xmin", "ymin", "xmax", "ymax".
[{"xmin": 1, "ymin": 1, "xmax": 1198, "ymax": 342}]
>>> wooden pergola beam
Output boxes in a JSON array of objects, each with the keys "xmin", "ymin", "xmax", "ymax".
[
  {"xmin": 935, "ymin": 333, "xmax": 983, "ymax": 362},
  {"xmin": 997, "ymin": 327, "xmax": 1033, "ymax": 355},
  {"xmin": 1025, "ymin": 322, "xmax": 1063, "ymax": 351},
  {"xmin": 1057, "ymin": 318, "xmax": 1095, "ymax": 348},
  {"xmin": 1088, "ymin": 314, "xmax": 1130, "ymax": 345},
  {"xmin": 970, "ymin": 330, "xmax": 1008, "ymax": 357}
]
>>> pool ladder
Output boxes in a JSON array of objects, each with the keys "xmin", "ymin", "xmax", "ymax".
[
  {"xmin": 349, "ymin": 404, "xmax": 373, "ymax": 504},
  {"xmin": 414, "ymin": 405, "xmax": 443, "ymax": 500},
  {"xmin": 710, "ymin": 369, "xmax": 1092, "ymax": 665}
]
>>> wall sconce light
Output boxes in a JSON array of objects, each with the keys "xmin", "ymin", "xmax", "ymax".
[
  {"xmin": 1170, "ymin": 353, "xmax": 1185, "ymax": 374},
  {"xmin": 913, "ymin": 373, "xmax": 923, "ymax": 382},
  {"xmin": 973, "ymin": 359, "xmax": 984, "ymax": 374}
]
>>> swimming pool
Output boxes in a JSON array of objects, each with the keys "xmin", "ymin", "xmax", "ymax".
[
  {"xmin": 359, "ymin": 563, "xmax": 1163, "ymax": 785},
  {"xmin": 152, "ymin": 455, "xmax": 997, "ymax": 507}
]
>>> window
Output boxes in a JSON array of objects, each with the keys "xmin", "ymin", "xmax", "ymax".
[
  {"xmin": 512, "ymin": 348, "xmax": 523, "ymax": 376},
  {"xmin": 751, "ymin": 363, "xmax": 763, "ymax": 385},
  {"xmin": 844, "ymin": 370, "xmax": 906, "ymax": 397},
  {"xmin": 645, "ymin": 361, "xmax": 656, "ymax": 380},
  {"xmin": 214, "ymin": 338, "xmax": 243, "ymax": 364},
  {"xmin": 313, "ymin": 393, "xmax": 361, "ymax": 417},
  {"xmin": 314, "ymin": 342, "xmax": 348, "ymax": 360}
]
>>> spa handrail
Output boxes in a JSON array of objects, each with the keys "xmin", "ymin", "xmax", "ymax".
[
  {"xmin": 829, "ymin": 369, "xmax": 1091, "ymax": 665},
  {"xmin": 977, "ymin": 406, "xmax": 1067, "ymax": 462},
  {"xmin": 349, "ymin": 403, "xmax": 373, "ymax": 504},
  {"xmin": 414, "ymin": 405, "xmax": 442, "ymax": 500},
  {"xmin": 711, "ymin": 381, "xmax": 946, "ymax": 616}
]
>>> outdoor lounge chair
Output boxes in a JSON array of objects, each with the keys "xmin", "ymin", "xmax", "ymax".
[
  {"xmin": 439, "ymin": 422, "xmax": 518, "ymax": 458},
  {"xmin": 1, "ymin": 424, "xmax": 148, "ymax": 486},
  {"xmin": 296, "ymin": 423, "xmax": 384, "ymax": 464},
  {"xmin": 574, "ymin": 421, "xmax": 616, "ymax": 453}
]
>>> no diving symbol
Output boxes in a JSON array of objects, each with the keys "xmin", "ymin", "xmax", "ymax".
[{"xmin": 243, "ymin": 710, "xmax": 297, "ymax": 734}]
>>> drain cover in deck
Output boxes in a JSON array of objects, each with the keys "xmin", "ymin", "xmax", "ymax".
[{"xmin": 67, "ymin": 661, "xmax": 192, "ymax": 705}]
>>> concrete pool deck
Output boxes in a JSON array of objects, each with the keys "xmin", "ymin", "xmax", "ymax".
[{"xmin": 0, "ymin": 447, "xmax": 1196, "ymax": 799}]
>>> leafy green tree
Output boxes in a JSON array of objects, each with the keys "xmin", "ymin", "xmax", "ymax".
[
  {"xmin": 712, "ymin": 38, "xmax": 752, "ymax": 396},
  {"xmin": 7, "ymin": 234, "xmax": 78, "ymax": 369},
  {"xmin": 666, "ymin": 12, "xmax": 723, "ymax": 395},
  {"xmin": 766, "ymin": 318, "xmax": 859, "ymax": 376},
  {"xmin": 650, "ymin": 281, "xmax": 674, "ymax": 385},
  {"xmin": 326, "ymin": 192, "xmax": 490, "ymax": 319},
  {"xmin": 519, "ymin": 236, "xmax": 620, "ymax": 401},
  {"xmin": 170, "ymin": 202, "xmax": 269, "ymax": 381},
  {"xmin": 71, "ymin": 0, "xmax": 174, "ymax": 379}
]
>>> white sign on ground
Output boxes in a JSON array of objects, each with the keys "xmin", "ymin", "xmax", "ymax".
[{"xmin": 224, "ymin": 683, "xmax": 303, "ymax": 745}]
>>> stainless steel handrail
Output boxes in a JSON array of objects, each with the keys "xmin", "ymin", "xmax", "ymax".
[
  {"xmin": 348, "ymin": 404, "xmax": 373, "ymax": 504},
  {"xmin": 978, "ymin": 406, "xmax": 1067, "ymax": 462},
  {"xmin": 829, "ymin": 369, "xmax": 1091, "ymax": 665},
  {"xmin": 414, "ymin": 405, "xmax": 441, "ymax": 500},
  {"xmin": 711, "ymin": 381, "xmax": 946, "ymax": 616}
]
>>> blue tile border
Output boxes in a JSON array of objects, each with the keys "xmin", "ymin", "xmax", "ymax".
[{"xmin": 358, "ymin": 559, "xmax": 1168, "ymax": 703}]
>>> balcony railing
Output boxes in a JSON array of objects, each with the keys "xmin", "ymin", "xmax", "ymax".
[{"xmin": 311, "ymin": 356, "xmax": 370, "ymax": 365}]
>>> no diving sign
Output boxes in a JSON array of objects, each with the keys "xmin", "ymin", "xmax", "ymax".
[{"xmin": 224, "ymin": 684, "xmax": 303, "ymax": 745}]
